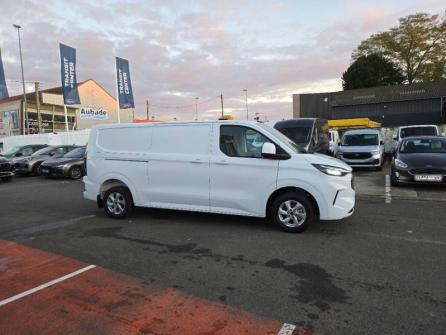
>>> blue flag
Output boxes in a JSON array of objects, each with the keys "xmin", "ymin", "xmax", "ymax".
[
  {"xmin": 59, "ymin": 43, "xmax": 80, "ymax": 105},
  {"xmin": 116, "ymin": 57, "xmax": 135, "ymax": 109},
  {"xmin": 0, "ymin": 49, "xmax": 8, "ymax": 100}
]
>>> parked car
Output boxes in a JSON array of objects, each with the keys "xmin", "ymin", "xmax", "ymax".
[
  {"xmin": 13, "ymin": 145, "xmax": 78, "ymax": 176},
  {"xmin": 0, "ymin": 144, "xmax": 47, "ymax": 160},
  {"xmin": 336, "ymin": 129, "xmax": 385, "ymax": 170},
  {"xmin": 84, "ymin": 121, "xmax": 355, "ymax": 233},
  {"xmin": 329, "ymin": 130, "xmax": 340, "ymax": 156},
  {"xmin": 0, "ymin": 156, "xmax": 14, "ymax": 182},
  {"xmin": 40, "ymin": 146, "xmax": 86, "ymax": 179},
  {"xmin": 392, "ymin": 125, "xmax": 442, "ymax": 152},
  {"xmin": 270, "ymin": 118, "xmax": 330, "ymax": 154},
  {"xmin": 391, "ymin": 136, "xmax": 446, "ymax": 186}
]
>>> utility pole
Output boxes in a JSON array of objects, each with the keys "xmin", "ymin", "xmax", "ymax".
[
  {"xmin": 242, "ymin": 89, "xmax": 248, "ymax": 120},
  {"xmin": 194, "ymin": 97, "xmax": 199, "ymax": 120},
  {"xmin": 220, "ymin": 94, "xmax": 224, "ymax": 119},
  {"xmin": 13, "ymin": 24, "xmax": 29, "ymax": 135},
  {"xmin": 35, "ymin": 82, "xmax": 41, "ymax": 133},
  {"xmin": 146, "ymin": 99, "xmax": 149, "ymax": 120}
]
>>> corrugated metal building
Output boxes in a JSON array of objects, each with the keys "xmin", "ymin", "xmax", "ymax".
[{"xmin": 293, "ymin": 80, "xmax": 446, "ymax": 127}]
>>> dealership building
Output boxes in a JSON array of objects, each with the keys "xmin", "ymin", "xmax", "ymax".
[
  {"xmin": 293, "ymin": 80, "xmax": 446, "ymax": 127},
  {"xmin": 0, "ymin": 79, "xmax": 133, "ymax": 137}
]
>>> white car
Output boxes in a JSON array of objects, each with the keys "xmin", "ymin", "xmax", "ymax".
[{"xmin": 84, "ymin": 121, "xmax": 355, "ymax": 233}]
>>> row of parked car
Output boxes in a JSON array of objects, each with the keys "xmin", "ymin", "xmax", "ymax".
[{"xmin": 0, "ymin": 144, "xmax": 86, "ymax": 182}]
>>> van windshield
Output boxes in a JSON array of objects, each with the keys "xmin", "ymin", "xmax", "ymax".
[
  {"xmin": 274, "ymin": 126, "xmax": 311, "ymax": 144},
  {"xmin": 342, "ymin": 134, "xmax": 378, "ymax": 146},
  {"xmin": 400, "ymin": 127, "xmax": 437, "ymax": 138}
]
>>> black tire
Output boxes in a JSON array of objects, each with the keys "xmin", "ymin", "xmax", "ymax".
[
  {"xmin": 32, "ymin": 163, "xmax": 42, "ymax": 176},
  {"xmin": 1, "ymin": 176, "xmax": 12, "ymax": 182},
  {"xmin": 68, "ymin": 165, "xmax": 83, "ymax": 180},
  {"xmin": 103, "ymin": 186, "xmax": 133, "ymax": 219},
  {"xmin": 390, "ymin": 172, "xmax": 399, "ymax": 187},
  {"xmin": 269, "ymin": 191, "xmax": 314, "ymax": 233}
]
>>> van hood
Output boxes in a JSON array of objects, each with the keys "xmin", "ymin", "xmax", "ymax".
[
  {"xmin": 303, "ymin": 153, "xmax": 352, "ymax": 171},
  {"xmin": 338, "ymin": 145, "xmax": 380, "ymax": 153}
]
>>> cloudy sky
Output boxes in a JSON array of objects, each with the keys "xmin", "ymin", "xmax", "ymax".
[{"xmin": 0, "ymin": 0, "xmax": 444, "ymax": 121}]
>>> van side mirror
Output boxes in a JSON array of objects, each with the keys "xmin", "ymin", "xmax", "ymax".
[
  {"xmin": 261, "ymin": 142, "xmax": 276, "ymax": 158},
  {"xmin": 380, "ymin": 140, "xmax": 384, "ymax": 145},
  {"xmin": 393, "ymin": 135, "xmax": 397, "ymax": 141},
  {"xmin": 49, "ymin": 152, "xmax": 55, "ymax": 156}
]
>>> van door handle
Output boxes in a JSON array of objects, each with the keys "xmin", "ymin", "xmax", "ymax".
[
  {"xmin": 215, "ymin": 160, "xmax": 228, "ymax": 165},
  {"xmin": 190, "ymin": 159, "xmax": 204, "ymax": 164}
]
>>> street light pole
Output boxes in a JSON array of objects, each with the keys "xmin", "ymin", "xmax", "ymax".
[
  {"xmin": 13, "ymin": 24, "xmax": 29, "ymax": 135},
  {"xmin": 195, "ymin": 97, "xmax": 199, "ymax": 121},
  {"xmin": 242, "ymin": 89, "xmax": 248, "ymax": 120}
]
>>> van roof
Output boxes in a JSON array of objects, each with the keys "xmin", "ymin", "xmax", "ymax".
[
  {"xmin": 399, "ymin": 125, "xmax": 438, "ymax": 129},
  {"xmin": 92, "ymin": 120, "xmax": 263, "ymax": 130}
]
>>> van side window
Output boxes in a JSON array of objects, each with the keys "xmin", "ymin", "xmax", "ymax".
[{"xmin": 220, "ymin": 126, "xmax": 272, "ymax": 158}]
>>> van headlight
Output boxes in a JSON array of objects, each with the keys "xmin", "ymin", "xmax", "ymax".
[
  {"xmin": 371, "ymin": 150, "xmax": 381, "ymax": 157},
  {"xmin": 394, "ymin": 159, "xmax": 408, "ymax": 169},
  {"xmin": 312, "ymin": 164, "xmax": 350, "ymax": 176}
]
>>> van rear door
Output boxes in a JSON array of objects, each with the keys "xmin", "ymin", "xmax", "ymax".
[{"xmin": 147, "ymin": 124, "xmax": 211, "ymax": 211}]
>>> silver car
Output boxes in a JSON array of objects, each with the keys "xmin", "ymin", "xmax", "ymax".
[{"xmin": 336, "ymin": 129, "xmax": 385, "ymax": 170}]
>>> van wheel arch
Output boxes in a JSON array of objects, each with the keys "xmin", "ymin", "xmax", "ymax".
[
  {"xmin": 266, "ymin": 187, "xmax": 319, "ymax": 218},
  {"xmin": 99, "ymin": 179, "xmax": 134, "ymax": 208}
]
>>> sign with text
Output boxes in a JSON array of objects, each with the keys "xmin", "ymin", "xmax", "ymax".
[
  {"xmin": 116, "ymin": 57, "xmax": 135, "ymax": 109},
  {"xmin": 0, "ymin": 49, "xmax": 8, "ymax": 100},
  {"xmin": 59, "ymin": 43, "xmax": 80, "ymax": 105},
  {"xmin": 80, "ymin": 107, "xmax": 108, "ymax": 120}
]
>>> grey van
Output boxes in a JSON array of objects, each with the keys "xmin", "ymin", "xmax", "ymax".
[{"xmin": 271, "ymin": 118, "xmax": 329, "ymax": 154}]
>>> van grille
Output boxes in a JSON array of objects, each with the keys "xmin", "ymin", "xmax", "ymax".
[{"xmin": 343, "ymin": 152, "xmax": 372, "ymax": 159}]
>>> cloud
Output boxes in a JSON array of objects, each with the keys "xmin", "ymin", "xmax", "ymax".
[{"xmin": 0, "ymin": 0, "xmax": 443, "ymax": 121}]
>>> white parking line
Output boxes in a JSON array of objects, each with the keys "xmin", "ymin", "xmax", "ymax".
[
  {"xmin": 277, "ymin": 323, "xmax": 296, "ymax": 335},
  {"xmin": 0, "ymin": 265, "xmax": 96, "ymax": 307},
  {"xmin": 362, "ymin": 232, "xmax": 446, "ymax": 246},
  {"xmin": 385, "ymin": 174, "xmax": 391, "ymax": 203}
]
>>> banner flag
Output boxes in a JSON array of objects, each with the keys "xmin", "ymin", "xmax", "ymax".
[
  {"xmin": 116, "ymin": 57, "xmax": 135, "ymax": 109},
  {"xmin": 0, "ymin": 49, "xmax": 9, "ymax": 100},
  {"xmin": 59, "ymin": 43, "xmax": 80, "ymax": 105}
]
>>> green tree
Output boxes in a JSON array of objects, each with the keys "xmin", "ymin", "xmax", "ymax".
[
  {"xmin": 342, "ymin": 54, "xmax": 404, "ymax": 90},
  {"xmin": 353, "ymin": 11, "xmax": 446, "ymax": 83}
]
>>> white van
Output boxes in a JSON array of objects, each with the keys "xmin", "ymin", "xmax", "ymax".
[{"xmin": 84, "ymin": 121, "xmax": 355, "ymax": 233}]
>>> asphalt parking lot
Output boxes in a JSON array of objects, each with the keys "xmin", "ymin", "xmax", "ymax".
[{"xmin": 0, "ymin": 172, "xmax": 445, "ymax": 335}]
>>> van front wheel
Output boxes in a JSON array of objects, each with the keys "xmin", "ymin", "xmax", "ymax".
[
  {"xmin": 103, "ymin": 187, "xmax": 133, "ymax": 219},
  {"xmin": 270, "ymin": 192, "xmax": 314, "ymax": 233}
]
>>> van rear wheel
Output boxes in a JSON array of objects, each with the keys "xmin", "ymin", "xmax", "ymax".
[
  {"xmin": 103, "ymin": 187, "xmax": 133, "ymax": 219},
  {"xmin": 270, "ymin": 192, "xmax": 314, "ymax": 233}
]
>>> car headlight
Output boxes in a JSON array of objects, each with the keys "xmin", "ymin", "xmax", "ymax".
[
  {"xmin": 312, "ymin": 164, "xmax": 350, "ymax": 176},
  {"xmin": 394, "ymin": 159, "xmax": 408, "ymax": 169}
]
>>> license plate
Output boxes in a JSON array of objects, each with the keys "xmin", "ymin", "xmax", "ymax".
[
  {"xmin": 41, "ymin": 168, "xmax": 49, "ymax": 173},
  {"xmin": 414, "ymin": 174, "xmax": 442, "ymax": 182}
]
